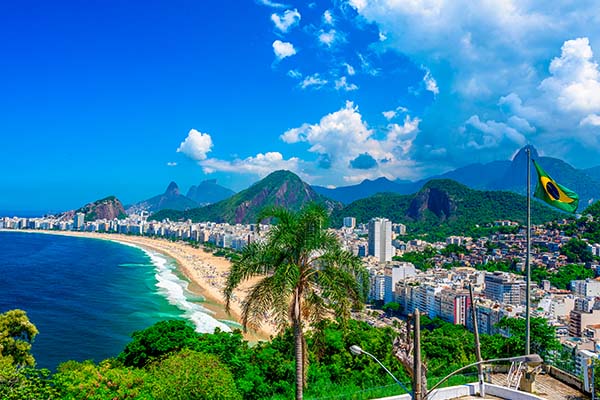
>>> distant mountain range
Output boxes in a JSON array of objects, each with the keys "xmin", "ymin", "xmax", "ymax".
[
  {"xmin": 329, "ymin": 179, "xmax": 561, "ymax": 235},
  {"xmin": 150, "ymin": 170, "xmax": 341, "ymax": 224},
  {"xmin": 314, "ymin": 145, "xmax": 600, "ymax": 209},
  {"xmin": 186, "ymin": 179, "xmax": 235, "ymax": 205},
  {"xmin": 127, "ymin": 180, "xmax": 235, "ymax": 214}
]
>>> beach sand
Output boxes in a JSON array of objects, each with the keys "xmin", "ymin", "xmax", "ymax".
[{"xmin": 28, "ymin": 231, "xmax": 276, "ymax": 341}]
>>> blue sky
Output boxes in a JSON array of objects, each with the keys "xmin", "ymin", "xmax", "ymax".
[{"xmin": 2, "ymin": 0, "xmax": 600, "ymax": 213}]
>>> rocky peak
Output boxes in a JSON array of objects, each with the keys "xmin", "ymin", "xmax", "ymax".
[{"xmin": 165, "ymin": 181, "xmax": 180, "ymax": 196}]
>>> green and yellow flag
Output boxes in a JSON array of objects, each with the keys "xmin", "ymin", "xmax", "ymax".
[{"xmin": 532, "ymin": 160, "xmax": 579, "ymax": 213}]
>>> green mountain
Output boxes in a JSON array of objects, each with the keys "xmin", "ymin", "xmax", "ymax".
[
  {"xmin": 128, "ymin": 182, "xmax": 199, "ymax": 214},
  {"xmin": 330, "ymin": 179, "xmax": 561, "ymax": 237},
  {"xmin": 186, "ymin": 179, "xmax": 235, "ymax": 205},
  {"xmin": 75, "ymin": 195, "xmax": 127, "ymax": 222},
  {"xmin": 150, "ymin": 170, "xmax": 341, "ymax": 224}
]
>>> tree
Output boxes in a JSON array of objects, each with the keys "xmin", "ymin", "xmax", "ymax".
[
  {"xmin": 118, "ymin": 320, "xmax": 199, "ymax": 368},
  {"xmin": 0, "ymin": 309, "xmax": 39, "ymax": 367},
  {"xmin": 561, "ymin": 238, "xmax": 594, "ymax": 263},
  {"xmin": 224, "ymin": 203, "xmax": 368, "ymax": 400},
  {"xmin": 150, "ymin": 350, "xmax": 241, "ymax": 400}
]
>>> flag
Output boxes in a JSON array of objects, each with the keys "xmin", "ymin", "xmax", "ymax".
[{"xmin": 532, "ymin": 159, "xmax": 579, "ymax": 213}]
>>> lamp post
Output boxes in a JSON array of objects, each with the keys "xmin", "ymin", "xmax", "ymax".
[
  {"xmin": 349, "ymin": 345, "xmax": 412, "ymax": 398},
  {"xmin": 424, "ymin": 354, "xmax": 543, "ymax": 400}
]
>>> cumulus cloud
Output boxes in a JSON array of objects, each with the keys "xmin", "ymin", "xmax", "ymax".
[
  {"xmin": 348, "ymin": 0, "xmax": 600, "ymax": 167},
  {"xmin": 344, "ymin": 63, "xmax": 356, "ymax": 76},
  {"xmin": 287, "ymin": 69, "xmax": 302, "ymax": 79},
  {"xmin": 200, "ymin": 152, "xmax": 302, "ymax": 177},
  {"xmin": 166, "ymin": 162, "xmax": 177, "ymax": 167},
  {"xmin": 271, "ymin": 9, "xmax": 301, "ymax": 33},
  {"xmin": 280, "ymin": 101, "xmax": 422, "ymax": 184},
  {"xmin": 177, "ymin": 129, "xmax": 213, "ymax": 161},
  {"xmin": 272, "ymin": 40, "xmax": 296, "ymax": 60}
]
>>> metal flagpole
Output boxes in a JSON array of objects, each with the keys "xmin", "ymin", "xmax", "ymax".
[{"xmin": 526, "ymin": 147, "xmax": 531, "ymax": 355}]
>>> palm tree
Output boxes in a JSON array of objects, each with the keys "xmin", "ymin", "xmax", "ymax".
[{"xmin": 224, "ymin": 203, "xmax": 368, "ymax": 400}]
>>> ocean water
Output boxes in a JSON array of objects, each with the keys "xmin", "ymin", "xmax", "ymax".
[{"xmin": 0, "ymin": 231, "xmax": 232, "ymax": 369}]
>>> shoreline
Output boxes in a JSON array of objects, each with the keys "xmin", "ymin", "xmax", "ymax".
[{"xmin": 4, "ymin": 230, "xmax": 275, "ymax": 341}]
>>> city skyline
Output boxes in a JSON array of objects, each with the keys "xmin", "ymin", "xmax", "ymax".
[{"xmin": 2, "ymin": 0, "xmax": 600, "ymax": 212}]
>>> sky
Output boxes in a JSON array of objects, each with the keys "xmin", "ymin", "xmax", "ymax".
[{"xmin": 2, "ymin": 0, "xmax": 600, "ymax": 213}]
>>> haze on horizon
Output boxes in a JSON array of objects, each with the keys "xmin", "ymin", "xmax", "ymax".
[{"xmin": 2, "ymin": 0, "xmax": 600, "ymax": 212}]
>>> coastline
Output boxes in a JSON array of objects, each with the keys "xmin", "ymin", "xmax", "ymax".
[{"xmin": 8, "ymin": 230, "xmax": 275, "ymax": 341}]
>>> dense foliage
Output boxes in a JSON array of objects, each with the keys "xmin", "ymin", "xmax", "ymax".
[
  {"xmin": 330, "ymin": 179, "xmax": 560, "ymax": 240},
  {"xmin": 0, "ymin": 307, "xmax": 565, "ymax": 400}
]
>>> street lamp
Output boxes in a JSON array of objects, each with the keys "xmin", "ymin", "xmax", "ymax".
[
  {"xmin": 349, "ymin": 345, "xmax": 412, "ymax": 398},
  {"xmin": 424, "ymin": 354, "xmax": 543, "ymax": 400}
]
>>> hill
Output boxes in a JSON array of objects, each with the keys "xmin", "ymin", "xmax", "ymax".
[
  {"xmin": 186, "ymin": 179, "xmax": 235, "ymax": 205},
  {"xmin": 313, "ymin": 145, "xmax": 599, "ymax": 210},
  {"xmin": 75, "ymin": 195, "xmax": 127, "ymax": 222},
  {"xmin": 127, "ymin": 182, "xmax": 198, "ymax": 214},
  {"xmin": 150, "ymin": 170, "xmax": 341, "ymax": 224},
  {"xmin": 330, "ymin": 179, "xmax": 561, "ymax": 237},
  {"xmin": 313, "ymin": 177, "xmax": 418, "ymax": 204}
]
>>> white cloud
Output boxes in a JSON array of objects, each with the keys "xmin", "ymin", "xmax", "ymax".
[
  {"xmin": 200, "ymin": 152, "xmax": 302, "ymax": 178},
  {"xmin": 280, "ymin": 101, "xmax": 422, "ymax": 184},
  {"xmin": 166, "ymin": 162, "xmax": 177, "ymax": 167},
  {"xmin": 287, "ymin": 69, "xmax": 302, "ymax": 79},
  {"xmin": 177, "ymin": 129, "xmax": 213, "ymax": 161},
  {"xmin": 539, "ymin": 38, "xmax": 600, "ymax": 113},
  {"xmin": 257, "ymin": 0, "xmax": 287, "ymax": 8},
  {"xmin": 323, "ymin": 10, "xmax": 334, "ymax": 25},
  {"xmin": 423, "ymin": 69, "xmax": 439, "ymax": 95},
  {"xmin": 348, "ymin": 0, "xmax": 600, "ymax": 166},
  {"xmin": 334, "ymin": 76, "xmax": 358, "ymax": 91},
  {"xmin": 382, "ymin": 110, "xmax": 396, "ymax": 120},
  {"xmin": 580, "ymin": 114, "xmax": 600, "ymax": 126},
  {"xmin": 272, "ymin": 40, "xmax": 296, "ymax": 60},
  {"xmin": 344, "ymin": 63, "xmax": 356, "ymax": 76},
  {"xmin": 271, "ymin": 9, "xmax": 301, "ymax": 33},
  {"xmin": 300, "ymin": 73, "xmax": 327, "ymax": 89},
  {"xmin": 318, "ymin": 29, "xmax": 337, "ymax": 47}
]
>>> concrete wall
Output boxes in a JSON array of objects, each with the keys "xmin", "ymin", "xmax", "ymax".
[
  {"xmin": 485, "ymin": 383, "xmax": 546, "ymax": 400},
  {"xmin": 546, "ymin": 366, "xmax": 585, "ymax": 392}
]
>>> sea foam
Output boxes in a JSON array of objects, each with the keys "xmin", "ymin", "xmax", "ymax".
[{"xmin": 119, "ymin": 241, "xmax": 232, "ymax": 333}]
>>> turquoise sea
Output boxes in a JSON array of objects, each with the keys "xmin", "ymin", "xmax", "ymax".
[{"xmin": 0, "ymin": 231, "xmax": 233, "ymax": 369}]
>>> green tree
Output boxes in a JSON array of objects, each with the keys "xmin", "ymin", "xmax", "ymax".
[
  {"xmin": 0, "ymin": 309, "xmax": 39, "ymax": 367},
  {"xmin": 0, "ymin": 357, "xmax": 58, "ymax": 400},
  {"xmin": 493, "ymin": 317, "xmax": 561, "ymax": 360},
  {"xmin": 118, "ymin": 320, "xmax": 198, "ymax": 368},
  {"xmin": 150, "ymin": 350, "xmax": 241, "ymax": 400},
  {"xmin": 561, "ymin": 238, "xmax": 594, "ymax": 263},
  {"xmin": 224, "ymin": 203, "xmax": 368, "ymax": 400},
  {"xmin": 53, "ymin": 359, "xmax": 153, "ymax": 400}
]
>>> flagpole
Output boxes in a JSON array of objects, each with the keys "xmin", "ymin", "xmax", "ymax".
[{"xmin": 526, "ymin": 147, "xmax": 531, "ymax": 355}]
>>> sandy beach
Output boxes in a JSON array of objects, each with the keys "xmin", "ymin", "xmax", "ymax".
[{"xmin": 26, "ymin": 230, "xmax": 276, "ymax": 341}]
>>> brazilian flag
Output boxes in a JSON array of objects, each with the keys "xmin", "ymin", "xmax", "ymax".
[{"xmin": 533, "ymin": 160, "xmax": 579, "ymax": 213}]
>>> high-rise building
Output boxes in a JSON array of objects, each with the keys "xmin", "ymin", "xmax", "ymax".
[
  {"xmin": 484, "ymin": 272, "xmax": 524, "ymax": 305},
  {"xmin": 368, "ymin": 217, "xmax": 393, "ymax": 262},
  {"xmin": 74, "ymin": 212, "xmax": 85, "ymax": 231}
]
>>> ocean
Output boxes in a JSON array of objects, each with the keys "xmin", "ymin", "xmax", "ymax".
[{"xmin": 0, "ymin": 231, "xmax": 233, "ymax": 370}]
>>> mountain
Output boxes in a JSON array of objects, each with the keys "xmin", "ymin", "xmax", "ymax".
[
  {"xmin": 186, "ymin": 179, "xmax": 235, "ymax": 205},
  {"xmin": 128, "ymin": 182, "xmax": 199, "ymax": 213},
  {"xmin": 330, "ymin": 179, "xmax": 561, "ymax": 237},
  {"xmin": 316, "ymin": 145, "xmax": 599, "ymax": 211},
  {"xmin": 150, "ymin": 170, "xmax": 341, "ymax": 224},
  {"xmin": 75, "ymin": 196, "xmax": 127, "ymax": 221},
  {"xmin": 313, "ymin": 177, "xmax": 419, "ymax": 204},
  {"xmin": 491, "ymin": 145, "xmax": 600, "ymax": 209}
]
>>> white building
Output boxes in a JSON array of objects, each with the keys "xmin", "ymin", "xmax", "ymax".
[{"xmin": 368, "ymin": 217, "xmax": 393, "ymax": 262}]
